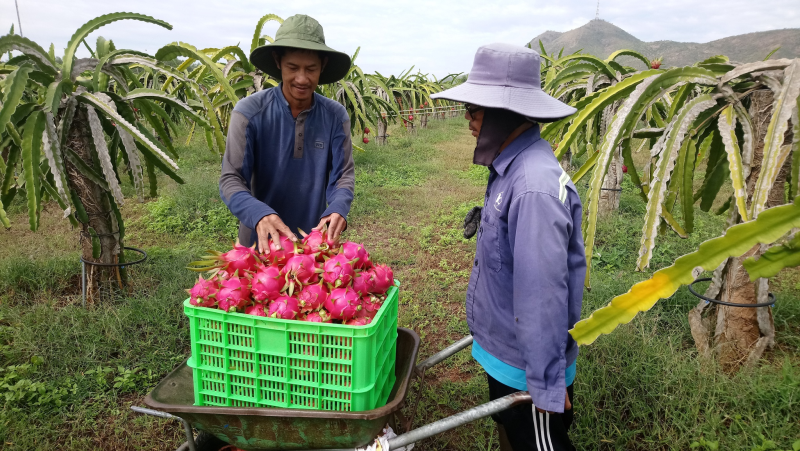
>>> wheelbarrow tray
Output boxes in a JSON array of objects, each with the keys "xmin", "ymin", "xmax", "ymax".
[{"xmin": 144, "ymin": 327, "xmax": 420, "ymax": 450}]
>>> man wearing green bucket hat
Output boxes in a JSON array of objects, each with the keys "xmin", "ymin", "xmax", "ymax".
[{"xmin": 220, "ymin": 14, "xmax": 355, "ymax": 253}]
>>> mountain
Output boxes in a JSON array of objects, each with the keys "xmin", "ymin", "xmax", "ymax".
[{"xmin": 529, "ymin": 20, "xmax": 800, "ymax": 68}]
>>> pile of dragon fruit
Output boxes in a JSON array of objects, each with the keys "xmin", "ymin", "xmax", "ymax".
[{"xmin": 186, "ymin": 229, "xmax": 394, "ymax": 326}]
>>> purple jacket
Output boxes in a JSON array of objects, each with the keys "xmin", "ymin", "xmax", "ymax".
[{"xmin": 467, "ymin": 125, "xmax": 586, "ymax": 413}]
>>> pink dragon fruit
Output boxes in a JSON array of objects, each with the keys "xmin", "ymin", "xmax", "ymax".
[
  {"xmin": 361, "ymin": 294, "xmax": 383, "ymax": 315},
  {"xmin": 325, "ymin": 287, "xmax": 361, "ymax": 320},
  {"xmin": 322, "ymin": 254, "xmax": 355, "ymax": 287},
  {"xmin": 296, "ymin": 283, "xmax": 329, "ymax": 313},
  {"xmin": 217, "ymin": 273, "xmax": 252, "ymax": 312},
  {"xmin": 251, "ymin": 266, "xmax": 285, "ymax": 302},
  {"xmin": 282, "ymin": 254, "xmax": 319, "ymax": 295},
  {"xmin": 264, "ymin": 236, "xmax": 296, "ymax": 266},
  {"xmin": 268, "ymin": 296, "xmax": 301, "ymax": 319},
  {"xmin": 345, "ymin": 317, "xmax": 371, "ymax": 326},
  {"xmin": 341, "ymin": 241, "xmax": 371, "ymax": 269},
  {"xmin": 245, "ymin": 304, "xmax": 267, "ymax": 317},
  {"xmin": 220, "ymin": 243, "xmax": 259, "ymax": 273},
  {"xmin": 352, "ymin": 270, "xmax": 377, "ymax": 296},
  {"xmin": 187, "ymin": 275, "xmax": 219, "ymax": 307},
  {"xmin": 302, "ymin": 229, "xmax": 334, "ymax": 255},
  {"xmin": 371, "ymin": 264, "xmax": 394, "ymax": 294},
  {"xmin": 303, "ymin": 309, "xmax": 332, "ymax": 323}
]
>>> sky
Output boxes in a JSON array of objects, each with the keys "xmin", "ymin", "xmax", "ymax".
[{"xmin": 2, "ymin": 0, "xmax": 798, "ymax": 77}]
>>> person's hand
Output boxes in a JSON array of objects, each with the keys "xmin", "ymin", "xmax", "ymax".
[
  {"xmin": 314, "ymin": 213, "xmax": 347, "ymax": 245},
  {"xmin": 535, "ymin": 391, "xmax": 571, "ymax": 414},
  {"xmin": 463, "ymin": 206, "xmax": 482, "ymax": 239},
  {"xmin": 256, "ymin": 214, "xmax": 297, "ymax": 253}
]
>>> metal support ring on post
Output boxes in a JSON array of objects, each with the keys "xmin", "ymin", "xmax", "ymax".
[
  {"xmin": 688, "ymin": 277, "xmax": 776, "ymax": 308},
  {"xmin": 80, "ymin": 247, "xmax": 148, "ymax": 307}
]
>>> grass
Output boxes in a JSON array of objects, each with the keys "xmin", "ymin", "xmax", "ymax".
[{"xmin": 0, "ymin": 117, "xmax": 798, "ymax": 450}]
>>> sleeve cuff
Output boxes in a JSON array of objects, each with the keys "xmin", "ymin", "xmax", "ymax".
[
  {"xmin": 322, "ymin": 190, "xmax": 353, "ymax": 220},
  {"xmin": 528, "ymin": 385, "xmax": 567, "ymax": 413}
]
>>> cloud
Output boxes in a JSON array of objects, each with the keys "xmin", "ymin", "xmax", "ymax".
[{"xmin": 1, "ymin": 0, "xmax": 797, "ymax": 77}]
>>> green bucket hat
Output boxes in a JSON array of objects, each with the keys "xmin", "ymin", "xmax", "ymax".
[{"xmin": 250, "ymin": 14, "xmax": 351, "ymax": 85}]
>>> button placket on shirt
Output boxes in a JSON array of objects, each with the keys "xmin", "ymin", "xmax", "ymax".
[{"xmin": 294, "ymin": 112, "xmax": 309, "ymax": 159}]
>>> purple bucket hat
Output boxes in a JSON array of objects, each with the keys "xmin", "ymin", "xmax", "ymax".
[{"xmin": 431, "ymin": 43, "xmax": 576, "ymax": 121}]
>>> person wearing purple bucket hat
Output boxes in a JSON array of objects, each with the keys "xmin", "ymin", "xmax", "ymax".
[{"xmin": 432, "ymin": 43, "xmax": 585, "ymax": 451}]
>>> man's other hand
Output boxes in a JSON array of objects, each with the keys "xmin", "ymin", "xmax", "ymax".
[
  {"xmin": 463, "ymin": 206, "xmax": 482, "ymax": 239},
  {"xmin": 256, "ymin": 214, "xmax": 297, "ymax": 253},
  {"xmin": 314, "ymin": 213, "xmax": 347, "ymax": 245}
]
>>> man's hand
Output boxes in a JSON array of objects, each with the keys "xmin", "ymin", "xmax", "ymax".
[
  {"xmin": 314, "ymin": 213, "xmax": 347, "ymax": 245},
  {"xmin": 463, "ymin": 206, "xmax": 482, "ymax": 239},
  {"xmin": 256, "ymin": 214, "xmax": 297, "ymax": 253},
  {"xmin": 535, "ymin": 390, "xmax": 571, "ymax": 414}
]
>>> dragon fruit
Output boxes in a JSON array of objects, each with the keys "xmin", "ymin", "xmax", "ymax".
[
  {"xmin": 245, "ymin": 304, "xmax": 267, "ymax": 317},
  {"xmin": 268, "ymin": 296, "xmax": 300, "ymax": 319},
  {"xmin": 352, "ymin": 270, "xmax": 376, "ymax": 296},
  {"xmin": 282, "ymin": 254, "xmax": 319, "ymax": 294},
  {"xmin": 301, "ymin": 229, "xmax": 337, "ymax": 260},
  {"xmin": 187, "ymin": 275, "xmax": 219, "ymax": 307},
  {"xmin": 217, "ymin": 273, "xmax": 252, "ymax": 312},
  {"xmin": 220, "ymin": 243, "xmax": 259, "ymax": 273},
  {"xmin": 325, "ymin": 287, "xmax": 361, "ymax": 319},
  {"xmin": 345, "ymin": 317, "xmax": 371, "ymax": 326},
  {"xmin": 303, "ymin": 309, "xmax": 332, "ymax": 323},
  {"xmin": 296, "ymin": 283, "xmax": 329, "ymax": 313},
  {"xmin": 251, "ymin": 265, "xmax": 285, "ymax": 302},
  {"xmin": 371, "ymin": 264, "xmax": 394, "ymax": 294},
  {"xmin": 322, "ymin": 254, "xmax": 355, "ymax": 287},
  {"xmin": 341, "ymin": 241, "xmax": 371, "ymax": 269},
  {"xmin": 361, "ymin": 294, "xmax": 383, "ymax": 315},
  {"xmin": 265, "ymin": 236, "xmax": 296, "ymax": 266}
]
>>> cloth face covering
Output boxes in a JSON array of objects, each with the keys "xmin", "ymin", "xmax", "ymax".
[{"xmin": 473, "ymin": 108, "xmax": 531, "ymax": 167}]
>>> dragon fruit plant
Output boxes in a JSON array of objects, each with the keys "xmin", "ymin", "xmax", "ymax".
[{"xmin": 186, "ymin": 226, "xmax": 396, "ymax": 326}]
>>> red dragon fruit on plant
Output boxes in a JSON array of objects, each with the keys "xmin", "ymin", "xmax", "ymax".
[
  {"xmin": 650, "ymin": 57, "xmax": 663, "ymax": 69},
  {"xmin": 251, "ymin": 265, "xmax": 285, "ymax": 302},
  {"xmin": 245, "ymin": 304, "xmax": 267, "ymax": 317},
  {"xmin": 371, "ymin": 264, "xmax": 394, "ymax": 294},
  {"xmin": 187, "ymin": 275, "xmax": 219, "ymax": 307},
  {"xmin": 296, "ymin": 283, "xmax": 329, "ymax": 313},
  {"xmin": 217, "ymin": 273, "xmax": 252, "ymax": 312},
  {"xmin": 325, "ymin": 287, "xmax": 361, "ymax": 319},
  {"xmin": 322, "ymin": 254, "xmax": 355, "ymax": 287},
  {"xmin": 341, "ymin": 241, "xmax": 371, "ymax": 269},
  {"xmin": 221, "ymin": 243, "xmax": 259, "ymax": 273},
  {"xmin": 268, "ymin": 296, "xmax": 301, "ymax": 319},
  {"xmin": 303, "ymin": 309, "xmax": 332, "ymax": 323}
]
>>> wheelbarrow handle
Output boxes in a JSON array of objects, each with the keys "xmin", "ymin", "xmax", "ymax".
[
  {"xmin": 415, "ymin": 335, "xmax": 473, "ymax": 371},
  {"xmin": 389, "ymin": 391, "xmax": 532, "ymax": 448},
  {"xmin": 131, "ymin": 406, "xmax": 197, "ymax": 451}
]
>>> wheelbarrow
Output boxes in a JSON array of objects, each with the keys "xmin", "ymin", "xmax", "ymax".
[{"xmin": 132, "ymin": 328, "xmax": 532, "ymax": 450}]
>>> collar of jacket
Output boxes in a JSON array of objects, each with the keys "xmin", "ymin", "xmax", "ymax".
[
  {"xmin": 490, "ymin": 124, "xmax": 541, "ymax": 176},
  {"xmin": 276, "ymin": 82, "xmax": 318, "ymax": 117}
]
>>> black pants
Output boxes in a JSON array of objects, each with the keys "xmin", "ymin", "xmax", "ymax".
[{"xmin": 487, "ymin": 373, "xmax": 575, "ymax": 451}]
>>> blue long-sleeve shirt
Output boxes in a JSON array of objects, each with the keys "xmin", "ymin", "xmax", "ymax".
[
  {"xmin": 219, "ymin": 84, "xmax": 355, "ymax": 246},
  {"xmin": 467, "ymin": 124, "xmax": 586, "ymax": 413}
]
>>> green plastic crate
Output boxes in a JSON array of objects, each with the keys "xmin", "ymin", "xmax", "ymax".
[{"xmin": 184, "ymin": 285, "xmax": 399, "ymax": 412}]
